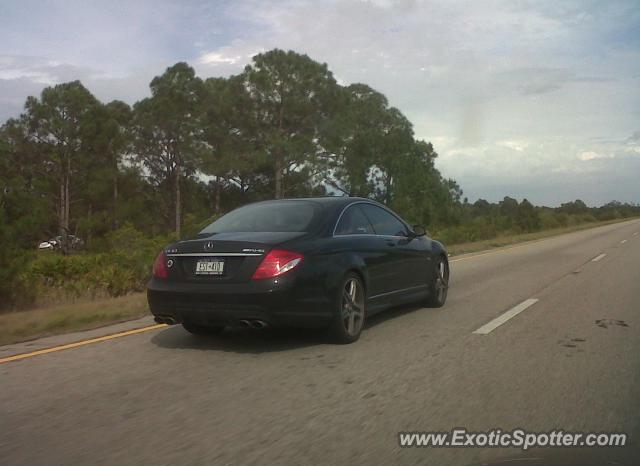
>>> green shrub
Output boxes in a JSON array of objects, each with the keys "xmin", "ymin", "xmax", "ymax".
[
  {"xmin": 2, "ymin": 224, "xmax": 175, "ymax": 310},
  {"xmin": 554, "ymin": 213, "xmax": 569, "ymax": 228},
  {"xmin": 578, "ymin": 214, "xmax": 597, "ymax": 223},
  {"xmin": 539, "ymin": 212, "xmax": 561, "ymax": 230}
]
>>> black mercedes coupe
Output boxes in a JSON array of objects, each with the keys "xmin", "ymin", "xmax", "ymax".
[{"xmin": 148, "ymin": 197, "xmax": 449, "ymax": 343}]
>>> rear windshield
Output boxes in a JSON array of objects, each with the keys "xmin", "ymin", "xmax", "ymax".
[{"xmin": 200, "ymin": 201, "xmax": 319, "ymax": 234}]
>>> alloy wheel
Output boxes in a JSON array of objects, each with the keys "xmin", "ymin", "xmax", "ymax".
[
  {"xmin": 435, "ymin": 259, "xmax": 449, "ymax": 302},
  {"xmin": 342, "ymin": 278, "xmax": 365, "ymax": 336}
]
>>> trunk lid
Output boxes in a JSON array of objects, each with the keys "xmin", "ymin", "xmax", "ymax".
[{"xmin": 166, "ymin": 232, "xmax": 305, "ymax": 283}]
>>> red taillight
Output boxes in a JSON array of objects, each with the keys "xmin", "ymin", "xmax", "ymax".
[
  {"xmin": 153, "ymin": 251, "xmax": 169, "ymax": 279},
  {"xmin": 251, "ymin": 249, "xmax": 304, "ymax": 280}
]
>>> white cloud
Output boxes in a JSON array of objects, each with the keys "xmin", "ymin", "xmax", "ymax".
[
  {"xmin": 578, "ymin": 151, "xmax": 613, "ymax": 161},
  {"xmin": 198, "ymin": 52, "xmax": 242, "ymax": 65},
  {"xmin": 498, "ymin": 140, "xmax": 529, "ymax": 152},
  {"xmin": 1, "ymin": 0, "xmax": 639, "ymax": 205}
]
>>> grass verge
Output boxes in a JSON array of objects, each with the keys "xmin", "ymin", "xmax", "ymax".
[
  {"xmin": 0, "ymin": 293, "xmax": 148, "ymax": 346},
  {"xmin": 445, "ymin": 217, "xmax": 638, "ymax": 256}
]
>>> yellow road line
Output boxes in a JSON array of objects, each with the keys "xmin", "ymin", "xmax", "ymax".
[{"xmin": 0, "ymin": 324, "xmax": 167, "ymax": 365}]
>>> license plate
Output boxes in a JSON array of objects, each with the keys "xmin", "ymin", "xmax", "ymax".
[{"xmin": 195, "ymin": 259, "xmax": 225, "ymax": 275}]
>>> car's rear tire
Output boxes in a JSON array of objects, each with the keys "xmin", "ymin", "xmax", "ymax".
[
  {"xmin": 182, "ymin": 322, "xmax": 225, "ymax": 336},
  {"xmin": 328, "ymin": 272, "xmax": 366, "ymax": 344},
  {"xmin": 425, "ymin": 256, "xmax": 449, "ymax": 308}
]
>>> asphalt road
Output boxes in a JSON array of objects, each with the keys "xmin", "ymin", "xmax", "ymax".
[{"xmin": 2, "ymin": 220, "xmax": 640, "ymax": 465}]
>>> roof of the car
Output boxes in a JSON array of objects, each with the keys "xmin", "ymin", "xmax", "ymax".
[
  {"xmin": 245, "ymin": 197, "xmax": 388, "ymax": 223},
  {"xmin": 266, "ymin": 196, "xmax": 378, "ymax": 207}
]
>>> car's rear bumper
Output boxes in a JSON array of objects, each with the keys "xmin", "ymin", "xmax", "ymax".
[{"xmin": 147, "ymin": 277, "xmax": 333, "ymax": 329}]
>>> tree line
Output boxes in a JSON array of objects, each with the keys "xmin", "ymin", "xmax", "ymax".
[
  {"xmin": 1, "ymin": 48, "xmax": 638, "ymax": 256},
  {"xmin": 0, "ymin": 49, "xmax": 461, "ymax": 250},
  {"xmin": 1, "ymin": 48, "xmax": 639, "ymax": 310}
]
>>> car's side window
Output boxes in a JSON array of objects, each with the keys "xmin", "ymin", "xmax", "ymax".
[
  {"xmin": 359, "ymin": 204, "xmax": 409, "ymax": 237},
  {"xmin": 335, "ymin": 205, "xmax": 375, "ymax": 235}
]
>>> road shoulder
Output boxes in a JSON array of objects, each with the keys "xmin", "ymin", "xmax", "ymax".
[{"xmin": 0, "ymin": 315, "xmax": 158, "ymax": 360}]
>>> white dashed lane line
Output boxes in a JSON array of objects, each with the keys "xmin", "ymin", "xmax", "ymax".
[
  {"xmin": 473, "ymin": 299, "xmax": 539, "ymax": 335},
  {"xmin": 470, "ymin": 227, "xmax": 637, "ymax": 336},
  {"xmin": 472, "ymin": 237, "xmax": 630, "ymax": 336}
]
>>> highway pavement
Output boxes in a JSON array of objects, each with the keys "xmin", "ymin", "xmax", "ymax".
[{"xmin": 2, "ymin": 219, "xmax": 640, "ymax": 465}]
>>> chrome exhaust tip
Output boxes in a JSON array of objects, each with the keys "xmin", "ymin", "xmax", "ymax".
[
  {"xmin": 251, "ymin": 320, "xmax": 268, "ymax": 329},
  {"xmin": 155, "ymin": 315, "xmax": 177, "ymax": 325}
]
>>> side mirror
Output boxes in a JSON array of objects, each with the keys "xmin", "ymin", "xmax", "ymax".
[{"xmin": 412, "ymin": 225, "xmax": 427, "ymax": 237}]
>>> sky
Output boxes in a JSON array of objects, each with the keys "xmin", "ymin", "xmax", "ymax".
[{"xmin": 1, "ymin": 0, "xmax": 639, "ymax": 206}]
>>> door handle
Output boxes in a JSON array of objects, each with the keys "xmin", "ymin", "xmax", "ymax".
[{"xmin": 385, "ymin": 239, "xmax": 396, "ymax": 247}]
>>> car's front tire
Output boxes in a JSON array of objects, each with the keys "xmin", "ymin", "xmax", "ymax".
[
  {"xmin": 425, "ymin": 256, "xmax": 449, "ymax": 308},
  {"xmin": 182, "ymin": 322, "xmax": 225, "ymax": 336},
  {"xmin": 328, "ymin": 272, "xmax": 366, "ymax": 344}
]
